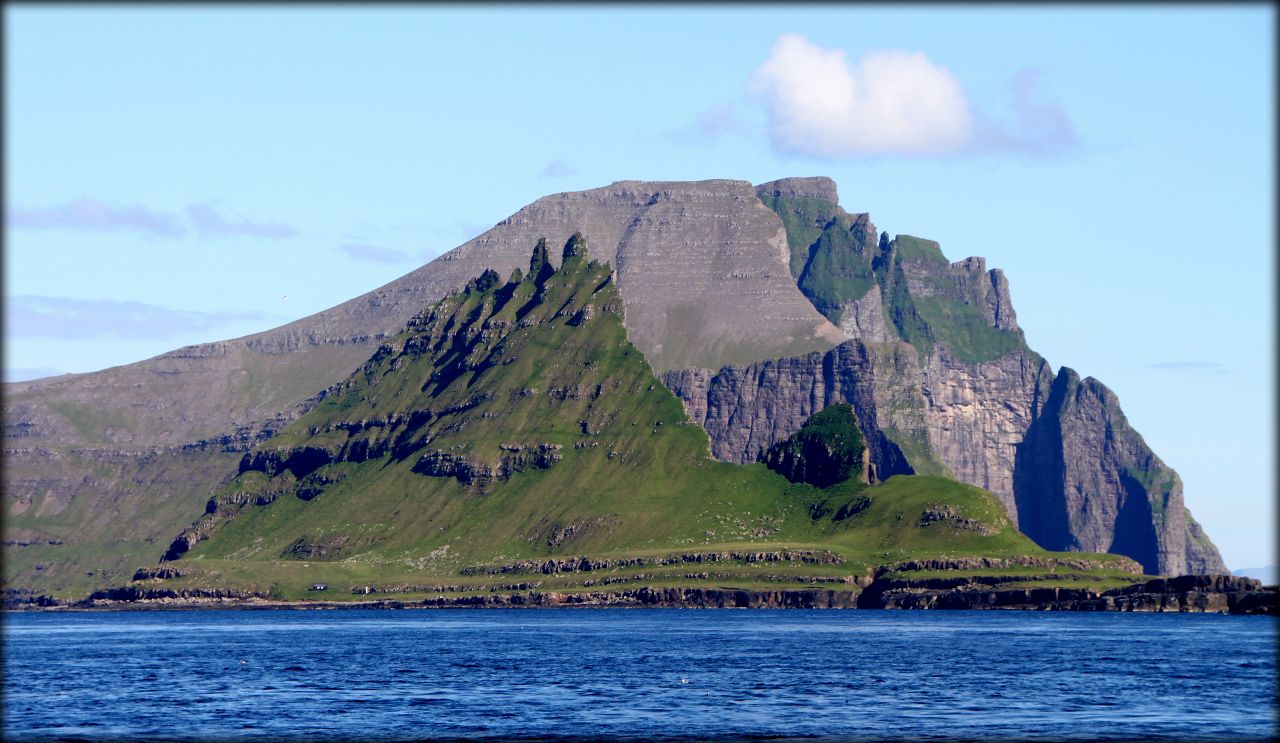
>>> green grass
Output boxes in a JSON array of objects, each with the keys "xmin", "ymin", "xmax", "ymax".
[
  {"xmin": 123, "ymin": 239, "xmax": 1139, "ymax": 603},
  {"xmin": 756, "ymin": 194, "xmax": 841, "ymax": 278},
  {"xmin": 873, "ymin": 245, "xmax": 934, "ymax": 356},
  {"xmin": 3, "ymin": 446, "xmax": 243, "ymax": 598},
  {"xmin": 759, "ymin": 192, "xmax": 1026, "ymax": 366},
  {"xmin": 762, "ymin": 403, "xmax": 868, "ymax": 487},
  {"xmin": 912, "ymin": 295, "xmax": 1024, "ymax": 364},
  {"xmin": 796, "ymin": 220, "xmax": 878, "ymax": 325},
  {"xmin": 892, "ymin": 235, "xmax": 949, "ymax": 267}
]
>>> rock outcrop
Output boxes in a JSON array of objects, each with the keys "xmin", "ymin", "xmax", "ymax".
[
  {"xmin": 859, "ymin": 573, "xmax": 1275, "ymax": 614},
  {"xmin": 759, "ymin": 403, "xmax": 875, "ymax": 487},
  {"xmin": 666, "ymin": 339, "xmax": 1226, "ymax": 577}
]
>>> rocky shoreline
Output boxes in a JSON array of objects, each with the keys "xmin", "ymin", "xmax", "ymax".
[{"xmin": 6, "ymin": 574, "xmax": 1275, "ymax": 615}]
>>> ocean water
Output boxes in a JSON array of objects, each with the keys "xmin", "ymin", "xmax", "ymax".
[{"xmin": 3, "ymin": 608, "xmax": 1275, "ymax": 742}]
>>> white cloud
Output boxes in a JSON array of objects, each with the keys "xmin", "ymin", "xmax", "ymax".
[
  {"xmin": 750, "ymin": 35, "xmax": 1078, "ymax": 160},
  {"xmin": 752, "ymin": 34, "xmax": 974, "ymax": 157}
]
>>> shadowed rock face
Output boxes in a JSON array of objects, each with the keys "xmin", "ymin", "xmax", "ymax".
[
  {"xmin": 4, "ymin": 179, "xmax": 844, "ymax": 592},
  {"xmin": 662, "ymin": 340, "xmax": 914, "ymax": 483},
  {"xmin": 759, "ymin": 403, "xmax": 874, "ymax": 488},
  {"xmin": 8, "ymin": 179, "xmax": 842, "ymax": 450},
  {"xmin": 3, "ymin": 176, "xmax": 1225, "ymax": 590},
  {"xmin": 667, "ymin": 178, "xmax": 1225, "ymax": 576}
]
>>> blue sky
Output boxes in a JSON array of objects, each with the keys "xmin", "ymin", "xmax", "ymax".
[{"xmin": 4, "ymin": 5, "xmax": 1274, "ymax": 569}]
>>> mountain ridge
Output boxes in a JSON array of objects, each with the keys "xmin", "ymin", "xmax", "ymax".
[
  {"xmin": 120, "ymin": 237, "xmax": 1150, "ymax": 606},
  {"xmin": 3, "ymin": 177, "xmax": 1226, "ymax": 596}
]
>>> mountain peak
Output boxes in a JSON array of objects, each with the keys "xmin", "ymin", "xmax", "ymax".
[
  {"xmin": 755, "ymin": 176, "xmax": 839, "ymax": 205},
  {"xmin": 562, "ymin": 232, "xmax": 588, "ymax": 262},
  {"xmin": 529, "ymin": 238, "xmax": 555, "ymax": 283}
]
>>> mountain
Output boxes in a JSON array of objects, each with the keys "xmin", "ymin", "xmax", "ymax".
[
  {"xmin": 125, "ymin": 237, "xmax": 1143, "ymax": 603},
  {"xmin": 668, "ymin": 179, "xmax": 1226, "ymax": 577},
  {"xmin": 3, "ymin": 177, "xmax": 1224, "ymax": 599}
]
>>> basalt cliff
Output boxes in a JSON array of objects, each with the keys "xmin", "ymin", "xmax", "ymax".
[{"xmin": 3, "ymin": 177, "xmax": 1225, "ymax": 598}]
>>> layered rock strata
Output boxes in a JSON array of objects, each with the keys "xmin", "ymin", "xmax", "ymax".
[
  {"xmin": 4, "ymin": 176, "xmax": 1227, "ymax": 592},
  {"xmin": 667, "ymin": 178, "xmax": 1225, "ymax": 576},
  {"xmin": 4, "ymin": 180, "xmax": 844, "ymax": 592}
]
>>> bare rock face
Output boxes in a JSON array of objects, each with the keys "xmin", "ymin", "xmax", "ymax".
[
  {"xmin": 662, "ymin": 340, "xmax": 915, "ymax": 482},
  {"xmin": 451, "ymin": 179, "xmax": 845, "ymax": 372},
  {"xmin": 4, "ymin": 179, "xmax": 843, "ymax": 592},
  {"xmin": 669, "ymin": 177, "xmax": 1225, "ymax": 576},
  {"xmin": 3, "ymin": 175, "xmax": 1226, "ymax": 587},
  {"xmin": 1013, "ymin": 368, "xmax": 1228, "ymax": 576},
  {"xmin": 916, "ymin": 346, "xmax": 1055, "ymax": 517},
  {"xmin": 838, "ymin": 284, "xmax": 896, "ymax": 343},
  {"xmin": 7, "ymin": 179, "xmax": 841, "ymax": 451},
  {"xmin": 668, "ymin": 334, "xmax": 1224, "ymax": 576},
  {"xmin": 665, "ymin": 340, "xmax": 1047, "ymax": 520}
]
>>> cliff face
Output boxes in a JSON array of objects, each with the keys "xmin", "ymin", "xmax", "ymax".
[
  {"xmin": 667, "ymin": 340, "xmax": 1227, "ymax": 577},
  {"xmin": 4, "ymin": 176, "xmax": 1225, "ymax": 590},
  {"xmin": 1014, "ymin": 368, "xmax": 1228, "ymax": 576},
  {"xmin": 4, "ymin": 179, "xmax": 844, "ymax": 594},
  {"xmin": 665, "ymin": 178, "xmax": 1225, "ymax": 576}
]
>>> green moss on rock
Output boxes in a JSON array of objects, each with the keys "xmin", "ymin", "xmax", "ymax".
[{"xmin": 760, "ymin": 403, "xmax": 870, "ymax": 488}]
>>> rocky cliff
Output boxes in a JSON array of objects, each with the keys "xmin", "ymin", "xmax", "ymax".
[
  {"xmin": 665, "ymin": 179, "xmax": 1225, "ymax": 576},
  {"xmin": 3, "ymin": 177, "xmax": 1225, "ymax": 594},
  {"xmin": 4, "ymin": 179, "xmax": 844, "ymax": 594}
]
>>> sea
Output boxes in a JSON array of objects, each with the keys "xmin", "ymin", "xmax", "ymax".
[{"xmin": 3, "ymin": 608, "xmax": 1275, "ymax": 742}]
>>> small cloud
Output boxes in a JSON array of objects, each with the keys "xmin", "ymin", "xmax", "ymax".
[
  {"xmin": 751, "ymin": 34, "xmax": 973, "ymax": 158},
  {"xmin": 338, "ymin": 242, "xmax": 413, "ymax": 264},
  {"xmin": 540, "ymin": 159, "xmax": 579, "ymax": 178},
  {"xmin": 749, "ymin": 34, "xmax": 1077, "ymax": 160},
  {"xmin": 1146, "ymin": 361, "xmax": 1230, "ymax": 373},
  {"xmin": 6, "ymin": 295, "xmax": 272, "ymax": 340},
  {"xmin": 4, "ymin": 367, "xmax": 65, "ymax": 383},
  {"xmin": 7, "ymin": 198, "xmax": 297, "ymax": 239},
  {"xmin": 665, "ymin": 103, "xmax": 745, "ymax": 145},
  {"xmin": 973, "ymin": 67, "xmax": 1078, "ymax": 156},
  {"xmin": 185, "ymin": 203, "xmax": 297, "ymax": 239},
  {"xmin": 6, "ymin": 197, "xmax": 185, "ymax": 238}
]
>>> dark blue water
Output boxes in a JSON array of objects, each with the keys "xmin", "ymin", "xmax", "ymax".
[{"xmin": 3, "ymin": 609, "xmax": 1275, "ymax": 742}]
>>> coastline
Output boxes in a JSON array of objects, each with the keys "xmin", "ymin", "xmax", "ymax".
[{"xmin": 8, "ymin": 575, "xmax": 1276, "ymax": 614}]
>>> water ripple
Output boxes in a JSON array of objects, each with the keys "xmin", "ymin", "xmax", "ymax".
[{"xmin": 4, "ymin": 609, "xmax": 1276, "ymax": 741}]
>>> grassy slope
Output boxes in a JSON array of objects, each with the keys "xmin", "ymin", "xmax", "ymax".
[
  {"xmin": 4, "ymin": 342, "xmax": 374, "ymax": 599},
  {"xmin": 3, "ymin": 448, "xmax": 244, "ymax": 599},
  {"xmin": 895, "ymin": 234, "xmax": 1024, "ymax": 364},
  {"xmin": 759, "ymin": 197, "xmax": 1024, "ymax": 365},
  {"xmin": 141, "ymin": 238, "xmax": 1137, "ymax": 602}
]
